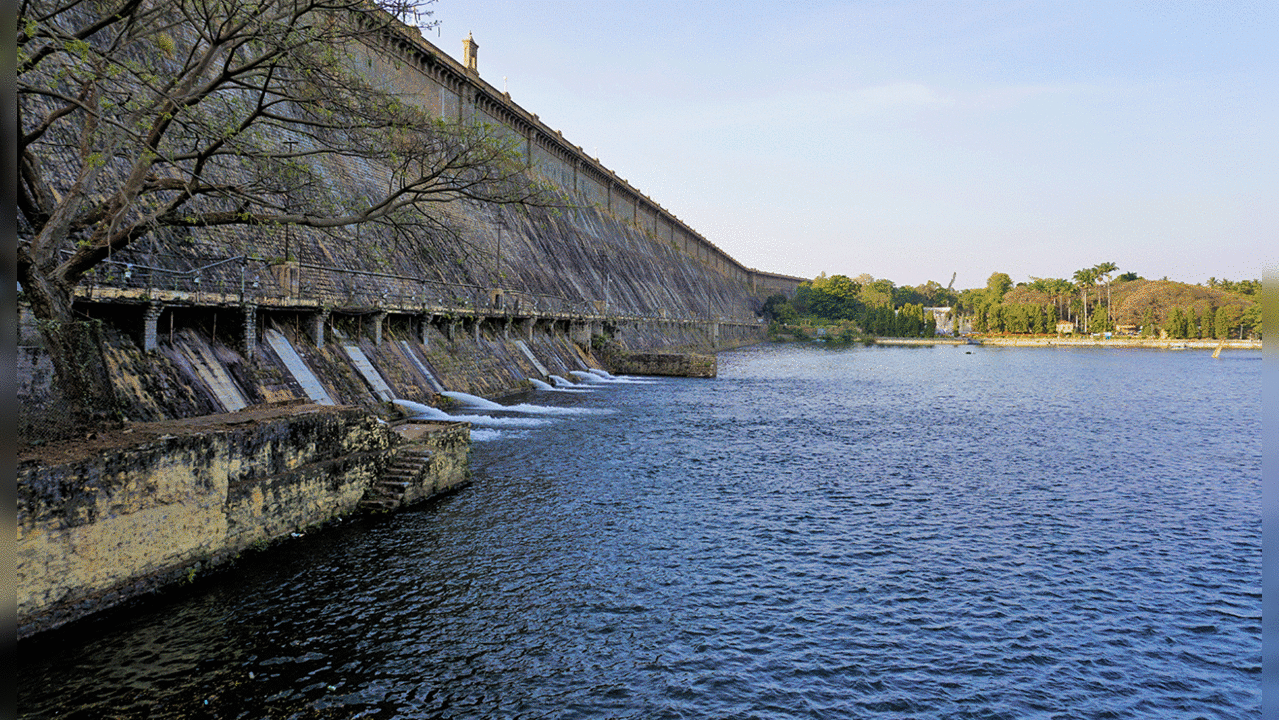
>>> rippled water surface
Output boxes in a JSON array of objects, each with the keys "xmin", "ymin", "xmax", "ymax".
[{"xmin": 19, "ymin": 344, "xmax": 1261, "ymax": 719}]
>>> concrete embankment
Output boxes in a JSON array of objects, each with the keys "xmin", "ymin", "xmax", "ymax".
[
  {"xmin": 16, "ymin": 307, "xmax": 740, "ymax": 639},
  {"xmin": 971, "ymin": 337, "xmax": 1261, "ymax": 350},
  {"xmin": 869, "ymin": 336, "xmax": 1261, "ymax": 350},
  {"xmin": 16, "ymin": 405, "xmax": 469, "ymax": 640},
  {"xmin": 609, "ymin": 351, "xmax": 717, "ymax": 378}
]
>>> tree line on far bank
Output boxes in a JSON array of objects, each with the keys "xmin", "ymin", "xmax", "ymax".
[{"xmin": 761, "ymin": 266, "xmax": 1262, "ymax": 341}]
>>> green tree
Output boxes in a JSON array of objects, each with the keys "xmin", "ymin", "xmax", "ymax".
[
  {"xmin": 860, "ymin": 278, "xmax": 895, "ymax": 310},
  {"xmin": 1201, "ymin": 306, "xmax": 1215, "ymax": 339},
  {"xmin": 1240, "ymin": 304, "xmax": 1262, "ymax": 339},
  {"xmin": 1089, "ymin": 305, "xmax": 1110, "ymax": 334},
  {"xmin": 792, "ymin": 283, "xmax": 813, "ymax": 316},
  {"xmin": 18, "ymin": 0, "xmax": 550, "ymax": 429},
  {"xmin": 762, "ymin": 294, "xmax": 790, "ymax": 320},
  {"xmin": 986, "ymin": 272, "xmax": 1013, "ymax": 303},
  {"xmin": 809, "ymin": 274, "xmax": 864, "ymax": 320},
  {"xmin": 1215, "ymin": 305, "xmax": 1239, "ymax": 339},
  {"xmin": 986, "ymin": 303, "xmax": 1005, "ymax": 333},
  {"xmin": 1164, "ymin": 308, "xmax": 1186, "ymax": 339}
]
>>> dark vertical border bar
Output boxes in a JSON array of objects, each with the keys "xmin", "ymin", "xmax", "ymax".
[
  {"xmin": 1263, "ymin": 266, "xmax": 1276, "ymax": 717},
  {"xmin": 4, "ymin": 0, "xmax": 21, "ymax": 709}
]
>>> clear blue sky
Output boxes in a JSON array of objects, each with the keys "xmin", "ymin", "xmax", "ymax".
[{"xmin": 422, "ymin": 1, "xmax": 1274, "ymax": 290}]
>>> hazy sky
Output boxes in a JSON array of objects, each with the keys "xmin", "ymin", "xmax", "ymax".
[{"xmin": 425, "ymin": 1, "xmax": 1274, "ymax": 289}]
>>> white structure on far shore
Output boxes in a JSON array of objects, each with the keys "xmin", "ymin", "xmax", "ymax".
[{"xmin": 925, "ymin": 306, "xmax": 963, "ymax": 335}]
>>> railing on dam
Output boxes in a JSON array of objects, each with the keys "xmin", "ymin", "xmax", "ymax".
[{"xmin": 69, "ymin": 251, "xmax": 760, "ymax": 326}]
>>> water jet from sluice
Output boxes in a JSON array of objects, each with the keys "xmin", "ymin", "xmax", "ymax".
[
  {"xmin": 392, "ymin": 398, "xmax": 549, "ymax": 428},
  {"xmin": 549, "ymin": 374, "xmax": 591, "ymax": 389},
  {"xmin": 443, "ymin": 390, "xmax": 609, "ymax": 416},
  {"xmin": 578, "ymin": 368, "xmax": 655, "ymax": 384},
  {"xmin": 568, "ymin": 371, "xmax": 608, "ymax": 384},
  {"xmin": 441, "ymin": 391, "xmax": 504, "ymax": 410},
  {"xmin": 528, "ymin": 378, "xmax": 591, "ymax": 393},
  {"xmin": 392, "ymin": 398, "xmax": 451, "ymax": 420}
]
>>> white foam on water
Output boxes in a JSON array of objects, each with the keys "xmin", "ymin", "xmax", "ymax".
[
  {"xmin": 445, "ymin": 390, "xmax": 607, "ymax": 415},
  {"xmin": 529, "ymin": 378, "xmax": 590, "ymax": 393},
  {"xmin": 507, "ymin": 403, "xmax": 610, "ymax": 416},
  {"xmin": 392, "ymin": 399, "xmax": 451, "ymax": 420},
  {"xmin": 549, "ymin": 374, "xmax": 592, "ymax": 389},
  {"xmin": 568, "ymin": 370, "xmax": 608, "ymax": 383},
  {"xmin": 451, "ymin": 414, "xmax": 549, "ymax": 427},
  {"xmin": 441, "ymin": 390, "xmax": 504, "ymax": 410},
  {"xmin": 470, "ymin": 429, "xmax": 503, "ymax": 442},
  {"xmin": 580, "ymin": 370, "xmax": 659, "ymax": 383},
  {"xmin": 393, "ymin": 397, "xmax": 550, "ymax": 427}
]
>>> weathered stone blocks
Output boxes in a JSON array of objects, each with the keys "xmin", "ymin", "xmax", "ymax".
[
  {"xmin": 16, "ymin": 406, "xmax": 470, "ymax": 639},
  {"xmin": 608, "ymin": 352, "xmax": 717, "ymax": 378}
]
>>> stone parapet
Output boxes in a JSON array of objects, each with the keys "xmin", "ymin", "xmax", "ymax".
[{"xmin": 608, "ymin": 352, "xmax": 717, "ymax": 378}]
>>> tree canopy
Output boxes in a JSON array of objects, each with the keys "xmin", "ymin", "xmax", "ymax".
[{"xmin": 18, "ymin": 0, "xmax": 553, "ymax": 429}]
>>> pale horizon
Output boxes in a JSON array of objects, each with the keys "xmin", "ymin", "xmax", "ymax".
[{"xmin": 429, "ymin": 0, "xmax": 1274, "ymax": 289}]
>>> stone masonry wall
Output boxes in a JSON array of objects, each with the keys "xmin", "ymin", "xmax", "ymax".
[{"xmin": 15, "ymin": 406, "xmax": 472, "ymax": 639}]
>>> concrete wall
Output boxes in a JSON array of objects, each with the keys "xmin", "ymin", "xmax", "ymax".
[
  {"xmin": 608, "ymin": 352, "xmax": 717, "ymax": 378},
  {"xmin": 54, "ymin": 17, "xmax": 776, "ymax": 324},
  {"xmin": 16, "ymin": 406, "xmax": 469, "ymax": 639}
]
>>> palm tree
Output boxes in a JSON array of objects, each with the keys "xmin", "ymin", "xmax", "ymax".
[
  {"xmin": 1050, "ymin": 278, "xmax": 1074, "ymax": 325},
  {"xmin": 1094, "ymin": 262, "xmax": 1118, "ymax": 332},
  {"xmin": 1073, "ymin": 268, "xmax": 1097, "ymax": 332}
]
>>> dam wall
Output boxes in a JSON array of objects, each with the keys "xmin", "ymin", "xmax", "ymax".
[
  {"xmin": 19, "ymin": 13, "xmax": 800, "ymax": 431},
  {"xmin": 15, "ymin": 12, "xmax": 793, "ymax": 638}
]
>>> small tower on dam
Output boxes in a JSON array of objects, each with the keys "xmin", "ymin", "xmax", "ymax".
[{"xmin": 463, "ymin": 32, "xmax": 479, "ymax": 75}]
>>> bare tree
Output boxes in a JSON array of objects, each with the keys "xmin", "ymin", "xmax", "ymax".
[{"xmin": 18, "ymin": 0, "xmax": 552, "ymax": 429}]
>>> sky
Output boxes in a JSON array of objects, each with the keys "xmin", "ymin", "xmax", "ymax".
[{"xmin": 421, "ymin": 1, "xmax": 1275, "ymax": 290}]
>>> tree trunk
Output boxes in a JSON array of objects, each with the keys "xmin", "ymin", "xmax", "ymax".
[{"xmin": 20, "ymin": 265, "xmax": 124, "ymax": 435}]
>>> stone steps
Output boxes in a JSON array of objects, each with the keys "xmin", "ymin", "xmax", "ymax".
[{"xmin": 359, "ymin": 446, "xmax": 432, "ymax": 512}]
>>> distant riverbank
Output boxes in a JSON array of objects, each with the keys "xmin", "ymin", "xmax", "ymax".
[{"xmin": 873, "ymin": 336, "xmax": 1262, "ymax": 350}]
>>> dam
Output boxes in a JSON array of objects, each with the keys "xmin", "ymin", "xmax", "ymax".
[
  {"xmin": 17, "ymin": 13, "xmax": 802, "ymax": 638},
  {"xmin": 19, "ymin": 19, "xmax": 804, "ymax": 429}
]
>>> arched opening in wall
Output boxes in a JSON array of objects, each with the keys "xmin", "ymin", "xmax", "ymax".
[
  {"xmin": 73, "ymin": 300, "xmax": 152, "ymax": 349},
  {"xmin": 384, "ymin": 313, "xmax": 416, "ymax": 342},
  {"xmin": 427, "ymin": 314, "xmax": 448, "ymax": 341},
  {"xmin": 329, "ymin": 312, "xmax": 369, "ymax": 344},
  {"xmin": 262, "ymin": 308, "xmax": 318, "ymax": 347}
]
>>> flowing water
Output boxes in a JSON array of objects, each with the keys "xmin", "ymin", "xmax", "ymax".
[{"xmin": 18, "ymin": 343, "xmax": 1261, "ymax": 719}]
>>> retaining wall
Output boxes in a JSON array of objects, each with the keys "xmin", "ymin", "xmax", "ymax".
[{"xmin": 16, "ymin": 406, "xmax": 469, "ymax": 639}]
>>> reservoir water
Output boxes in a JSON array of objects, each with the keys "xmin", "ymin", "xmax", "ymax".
[{"xmin": 18, "ymin": 343, "xmax": 1261, "ymax": 718}]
